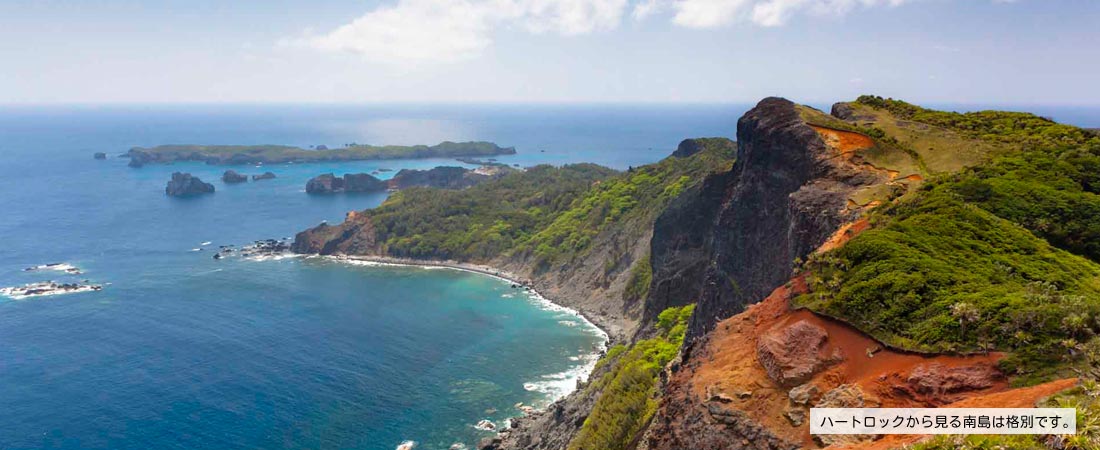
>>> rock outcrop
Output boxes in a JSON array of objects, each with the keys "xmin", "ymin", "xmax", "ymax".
[
  {"xmin": 222, "ymin": 170, "xmax": 248, "ymax": 183},
  {"xmin": 291, "ymin": 211, "xmax": 383, "ymax": 255},
  {"xmin": 756, "ymin": 320, "xmax": 841, "ymax": 387},
  {"xmin": 165, "ymin": 172, "xmax": 214, "ymax": 197},
  {"xmin": 671, "ymin": 139, "xmax": 705, "ymax": 158},
  {"xmin": 305, "ymin": 173, "xmax": 386, "ymax": 194},
  {"xmin": 644, "ymin": 97, "xmax": 886, "ymax": 340},
  {"xmin": 252, "ymin": 172, "xmax": 276, "ymax": 181},
  {"xmin": 93, "ymin": 152, "xmax": 107, "ymax": 160}
]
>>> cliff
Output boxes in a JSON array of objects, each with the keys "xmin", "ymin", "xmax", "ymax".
[
  {"xmin": 645, "ymin": 98, "xmax": 886, "ymax": 340},
  {"xmin": 290, "ymin": 96, "xmax": 1100, "ymax": 449}
]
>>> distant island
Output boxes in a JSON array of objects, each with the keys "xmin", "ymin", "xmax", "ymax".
[{"xmin": 124, "ymin": 141, "xmax": 516, "ymax": 167}]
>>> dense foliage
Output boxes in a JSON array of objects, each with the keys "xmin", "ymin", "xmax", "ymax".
[
  {"xmin": 360, "ymin": 139, "xmax": 735, "ymax": 264},
  {"xmin": 367, "ymin": 164, "xmax": 616, "ymax": 260},
  {"xmin": 568, "ymin": 305, "xmax": 694, "ymax": 450},
  {"xmin": 798, "ymin": 188, "xmax": 1100, "ymax": 380},
  {"xmin": 798, "ymin": 97, "xmax": 1100, "ymax": 383},
  {"xmin": 520, "ymin": 139, "xmax": 735, "ymax": 265}
]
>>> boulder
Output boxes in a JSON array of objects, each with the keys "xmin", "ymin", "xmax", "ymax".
[
  {"xmin": 756, "ymin": 320, "xmax": 841, "ymax": 387},
  {"xmin": 907, "ymin": 363, "xmax": 1000, "ymax": 396},
  {"xmin": 93, "ymin": 152, "xmax": 107, "ymax": 160},
  {"xmin": 788, "ymin": 383, "xmax": 819, "ymax": 405},
  {"xmin": 165, "ymin": 172, "xmax": 214, "ymax": 197},
  {"xmin": 813, "ymin": 384, "xmax": 879, "ymax": 446},
  {"xmin": 222, "ymin": 170, "xmax": 248, "ymax": 183},
  {"xmin": 252, "ymin": 171, "xmax": 276, "ymax": 181}
]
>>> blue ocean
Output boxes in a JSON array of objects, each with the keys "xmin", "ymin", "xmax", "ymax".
[
  {"xmin": 0, "ymin": 103, "xmax": 1097, "ymax": 450},
  {"xmin": 0, "ymin": 104, "xmax": 745, "ymax": 450}
]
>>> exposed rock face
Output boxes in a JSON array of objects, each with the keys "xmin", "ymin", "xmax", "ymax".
[
  {"xmin": 387, "ymin": 166, "xmax": 488, "ymax": 190},
  {"xmin": 645, "ymin": 97, "xmax": 885, "ymax": 339},
  {"xmin": 165, "ymin": 172, "xmax": 214, "ymax": 197},
  {"xmin": 304, "ymin": 173, "xmax": 386, "ymax": 194},
  {"xmin": 93, "ymin": 152, "xmax": 107, "ymax": 160},
  {"xmin": 756, "ymin": 320, "xmax": 841, "ymax": 387},
  {"xmin": 222, "ymin": 170, "xmax": 248, "ymax": 183},
  {"xmin": 291, "ymin": 211, "xmax": 383, "ymax": 255},
  {"xmin": 252, "ymin": 172, "xmax": 276, "ymax": 181}
]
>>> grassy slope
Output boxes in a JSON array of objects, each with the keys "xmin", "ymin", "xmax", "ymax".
[
  {"xmin": 567, "ymin": 305, "xmax": 694, "ymax": 450},
  {"xmin": 359, "ymin": 139, "xmax": 736, "ymax": 265},
  {"xmin": 797, "ymin": 96, "xmax": 1100, "ymax": 386}
]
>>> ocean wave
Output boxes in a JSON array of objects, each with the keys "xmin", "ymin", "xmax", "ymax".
[
  {"xmin": 1, "ymin": 281, "xmax": 102, "ymax": 300},
  {"xmin": 396, "ymin": 440, "xmax": 416, "ymax": 450},
  {"xmin": 23, "ymin": 263, "xmax": 82, "ymax": 275}
]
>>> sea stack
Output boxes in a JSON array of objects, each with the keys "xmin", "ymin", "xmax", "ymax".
[
  {"xmin": 165, "ymin": 172, "xmax": 215, "ymax": 197},
  {"xmin": 222, "ymin": 170, "xmax": 248, "ymax": 183}
]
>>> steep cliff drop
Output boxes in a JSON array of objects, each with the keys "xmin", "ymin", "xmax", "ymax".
[{"xmin": 645, "ymin": 97, "xmax": 886, "ymax": 340}]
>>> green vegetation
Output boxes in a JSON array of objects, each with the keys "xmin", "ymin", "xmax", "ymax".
[
  {"xmin": 128, "ymin": 141, "xmax": 514, "ymax": 165},
  {"xmin": 797, "ymin": 189, "xmax": 1100, "ymax": 381},
  {"xmin": 368, "ymin": 164, "xmax": 616, "ymax": 260},
  {"xmin": 357, "ymin": 139, "xmax": 735, "ymax": 264},
  {"xmin": 856, "ymin": 96, "xmax": 1100, "ymax": 150},
  {"xmin": 798, "ymin": 97, "xmax": 1100, "ymax": 384},
  {"xmin": 568, "ymin": 305, "xmax": 694, "ymax": 450},
  {"xmin": 520, "ymin": 139, "xmax": 735, "ymax": 265},
  {"xmin": 909, "ymin": 381, "xmax": 1100, "ymax": 450}
]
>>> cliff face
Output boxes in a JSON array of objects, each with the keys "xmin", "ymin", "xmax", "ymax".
[
  {"xmin": 291, "ymin": 211, "xmax": 383, "ymax": 255},
  {"xmin": 645, "ymin": 97, "xmax": 883, "ymax": 339}
]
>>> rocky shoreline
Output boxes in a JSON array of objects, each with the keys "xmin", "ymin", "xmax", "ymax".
[{"xmin": 333, "ymin": 254, "xmax": 614, "ymax": 346}]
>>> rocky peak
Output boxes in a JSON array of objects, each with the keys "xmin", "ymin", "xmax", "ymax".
[{"xmin": 645, "ymin": 97, "xmax": 885, "ymax": 339}]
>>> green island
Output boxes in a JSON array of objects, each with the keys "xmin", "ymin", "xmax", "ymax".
[{"xmin": 125, "ymin": 141, "xmax": 515, "ymax": 167}]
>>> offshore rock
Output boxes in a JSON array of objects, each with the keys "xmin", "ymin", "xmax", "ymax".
[
  {"xmin": 222, "ymin": 170, "xmax": 248, "ymax": 183},
  {"xmin": 165, "ymin": 172, "xmax": 214, "ymax": 197}
]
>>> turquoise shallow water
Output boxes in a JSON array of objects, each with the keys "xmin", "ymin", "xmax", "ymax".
[{"xmin": 0, "ymin": 104, "xmax": 743, "ymax": 450}]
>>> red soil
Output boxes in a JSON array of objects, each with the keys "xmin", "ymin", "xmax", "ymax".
[
  {"xmin": 811, "ymin": 125, "xmax": 876, "ymax": 157},
  {"xmin": 816, "ymin": 218, "xmax": 870, "ymax": 254},
  {"xmin": 683, "ymin": 263, "xmax": 1076, "ymax": 448}
]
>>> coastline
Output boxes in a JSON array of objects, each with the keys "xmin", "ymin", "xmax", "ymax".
[
  {"xmin": 315, "ymin": 253, "xmax": 612, "ymax": 401},
  {"xmin": 326, "ymin": 254, "xmax": 614, "ymax": 346}
]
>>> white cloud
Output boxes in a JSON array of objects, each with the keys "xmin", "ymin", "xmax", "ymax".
[
  {"xmin": 298, "ymin": 0, "xmax": 628, "ymax": 64},
  {"xmin": 294, "ymin": 0, "xmax": 1007, "ymax": 64},
  {"xmin": 672, "ymin": 0, "xmax": 910, "ymax": 28}
]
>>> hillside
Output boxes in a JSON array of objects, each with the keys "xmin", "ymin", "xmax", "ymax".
[
  {"xmin": 640, "ymin": 97, "xmax": 1100, "ymax": 450},
  {"xmin": 124, "ymin": 141, "xmax": 515, "ymax": 166},
  {"xmin": 290, "ymin": 96, "xmax": 1100, "ymax": 449},
  {"xmin": 292, "ymin": 138, "xmax": 737, "ymax": 339}
]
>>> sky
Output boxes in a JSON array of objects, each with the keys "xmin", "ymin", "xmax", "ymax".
[{"xmin": 1, "ymin": 0, "xmax": 1098, "ymax": 105}]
